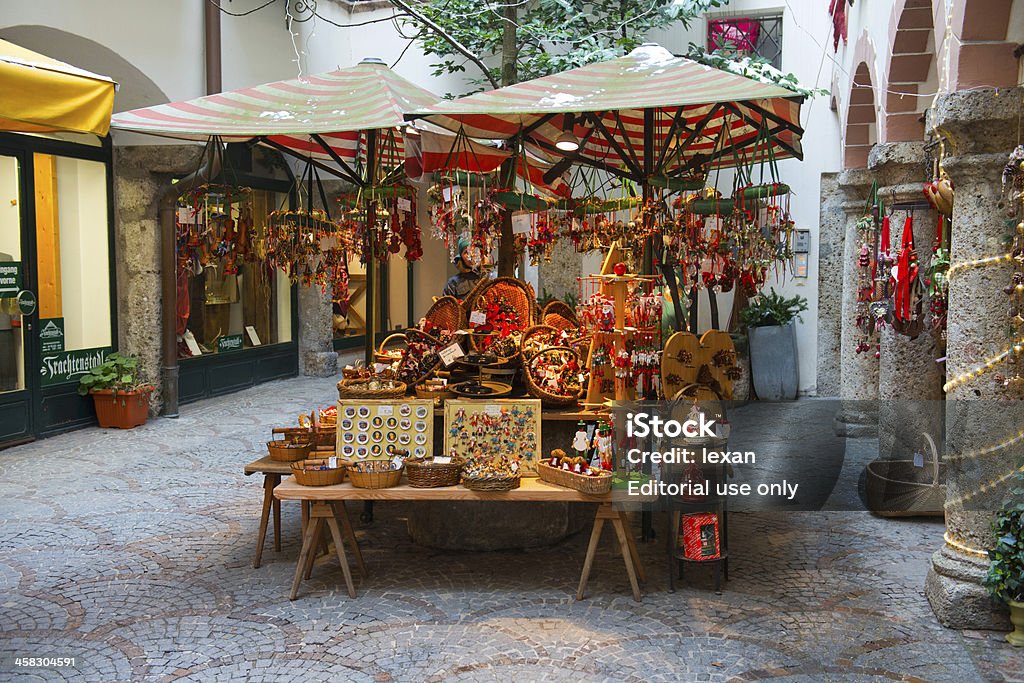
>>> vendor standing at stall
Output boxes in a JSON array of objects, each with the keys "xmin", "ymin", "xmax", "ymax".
[{"xmin": 443, "ymin": 236, "xmax": 482, "ymax": 300}]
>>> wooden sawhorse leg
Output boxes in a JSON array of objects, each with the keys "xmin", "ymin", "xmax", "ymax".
[
  {"xmin": 253, "ymin": 473, "xmax": 282, "ymax": 569},
  {"xmin": 576, "ymin": 504, "xmax": 645, "ymax": 602},
  {"xmin": 290, "ymin": 501, "xmax": 358, "ymax": 600}
]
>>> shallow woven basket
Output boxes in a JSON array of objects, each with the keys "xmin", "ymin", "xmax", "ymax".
[
  {"xmin": 268, "ymin": 440, "xmax": 311, "ymax": 462},
  {"xmin": 348, "ymin": 461, "xmax": 404, "ymax": 489},
  {"xmin": 336, "ymin": 378, "xmax": 407, "ymax": 400},
  {"xmin": 537, "ymin": 462, "xmax": 612, "ymax": 495},
  {"xmin": 406, "ymin": 458, "xmax": 463, "ymax": 488},
  {"xmin": 424, "ymin": 296, "xmax": 466, "ymax": 333},
  {"xmin": 523, "ymin": 346, "xmax": 582, "ymax": 406},
  {"xmin": 290, "ymin": 458, "xmax": 346, "ymax": 486},
  {"xmin": 415, "ymin": 384, "xmax": 456, "ymax": 402},
  {"xmin": 397, "ymin": 328, "xmax": 446, "ymax": 386},
  {"xmin": 462, "ymin": 474, "xmax": 521, "ymax": 492}
]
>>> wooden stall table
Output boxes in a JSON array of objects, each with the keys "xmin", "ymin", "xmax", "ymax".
[
  {"xmin": 244, "ymin": 456, "xmax": 293, "ymax": 568},
  {"xmin": 275, "ymin": 476, "xmax": 649, "ymax": 601}
]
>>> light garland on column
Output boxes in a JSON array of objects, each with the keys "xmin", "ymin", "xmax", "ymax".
[
  {"xmin": 944, "ymin": 253, "xmax": 1012, "ymax": 279},
  {"xmin": 941, "ymin": 335, "xmax": 1024, "ymax": 392}
]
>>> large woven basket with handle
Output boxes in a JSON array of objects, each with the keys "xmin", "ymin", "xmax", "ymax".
[
  {"xmin": 523, "ymin": 346, "xmax": 583, "ymax": 406},
  {"xmin": 542, "ymin": 300, "xmax": 579, "ymax": 332},
  {"xmin": 396, "ymin": 328, "xmax": 446, "ymax": 386},
  {"xmin": 424, "ymin": 296, "xmax": 466, "ymax": 333}
]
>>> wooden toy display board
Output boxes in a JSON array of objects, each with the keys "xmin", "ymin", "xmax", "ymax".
[
  {"xmin": 336, "ymin": 399, "xmax": 434, "ymax": 461},
  {"xmin": 443, "ymin": 399, "xmax": 542, "ymax": 474}
]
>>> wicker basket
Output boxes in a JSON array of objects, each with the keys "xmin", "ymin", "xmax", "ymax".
[
  {"xmin": 537, "ymin": 462, "xmax": 612, "ymax": 495},
  {"xmin": 348, "ymin": 460, "xmax": 404, "ymax": 489},
  {"xmin": 406, "ymin": 458, "xmax": 462, "ymax": 488},
  {"xmin": 290, "ymin": 458, "xmax": 346, "ymax": 486},
  {"xmin": 865, "ymin": 433, "xmax": 945, "ymax": 517},
  {"xmin": 462, "ymin": 474, "xmax": 521, "ymax": 492},
  {"xmin": 523, "ymin": 346, "xmax": 582, "ymax": 406},
  {"xmin": 336, "ymin": 378, "xmax": 407, "ymax": 400},
  {"xmin": 375, "ymin": 333, "xmax": 407, "ymax": 364},
  {"xmin": 424, "ymin": 296, "xmax": 466, "ymax": 333},
  {"xmin": 465, "ymin": 277, "xmax": 537, "ymax": 352},
  {"xmin": 415, "ymin": 383, "xmax": 455, "ymax": 402},
  {"xmin": 396, "ymin": 328, "xmax": 446, "ymax": 386},
  {"xmin": 541, "ymin": 300, "xmax": 580, "ymax": 331},
  {"xmin": 268, "ymin": 440, "xmax": 311, "ymax": 462},
  {"xmin": 520, "ymin": 324, "xmax": 559, "ymax": 361}
]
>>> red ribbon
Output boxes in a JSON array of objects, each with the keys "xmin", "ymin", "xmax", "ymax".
[{"xmin": 894, "ymin": 215, "xmax": 917, "ymax": 321}]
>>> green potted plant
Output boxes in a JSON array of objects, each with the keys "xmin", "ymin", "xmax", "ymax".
[
  {"xmin": 739, "ymin": 288, "xmax": 808, "ymax": 400},
  {"xmin": 984, "ymin": 471, "xmax": 1024, "ymax": 646},
  {"xmin": 77, "ymin": 352, "xmax": 153, "ymax": 429}
]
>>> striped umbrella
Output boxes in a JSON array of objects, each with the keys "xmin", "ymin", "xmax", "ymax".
[
  {"xmin": 111, "ymin": 58, "xmax": 439, "ymax": 187},
  {"xmin": 408, "ymin": 44, "xmax": 805, "ymax": 185}
]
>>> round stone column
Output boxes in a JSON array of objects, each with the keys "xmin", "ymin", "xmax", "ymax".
[
  {"xmin": 835, "ymin": 169, "xmax": 879, "ymax": 436},
  {"xmin": 925, "ymin": 87, "xmax": 1024, "ymax": 630},
  {"xmin": 870, "ymin": 142, "xmax": 944, "ymax": 460}
]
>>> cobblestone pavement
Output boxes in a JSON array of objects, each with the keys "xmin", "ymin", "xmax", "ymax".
[{"xmin": 0, "ymin": 376, "xmax": 1021, "ymax": 682}]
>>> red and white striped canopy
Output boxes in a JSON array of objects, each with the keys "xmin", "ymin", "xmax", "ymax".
[
  {"xmin": 111, "ymin": 59, "xmax": 439, "ymax": 184},
  {"xmin": 409, "ymin": 44, "xmax": 805, "ymax": 183}
]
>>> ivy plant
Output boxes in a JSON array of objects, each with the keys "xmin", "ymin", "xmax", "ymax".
[
  {"xmin": 77, "ymin": 352, "xmax": 151, "ymax": 396},
  {"xmin": 983, "ymin": 470, "xmax": 1024, "ymax": 604}
]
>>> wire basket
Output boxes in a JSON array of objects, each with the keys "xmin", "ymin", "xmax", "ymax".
[
  {"xmin": 348, "ymin": 460, "xmax": 404, "ymax": 489},
  {"xmin": 537, "ymin": 462, "xmax": 612, "ymax": 495},
  {"xmin": 462, "ymin": 474, "xmax": 521, "ymax": 492},
  {"xmin": 406, "ymin": 458, "xmax": 463, "ymax": 488},
  {"xmin": 336, "ymin": 378, "xmax": 407, "ymax": 400},
  {"xmin": 290, "ymin": 458, "xmax": 346, "ymax": 486}
]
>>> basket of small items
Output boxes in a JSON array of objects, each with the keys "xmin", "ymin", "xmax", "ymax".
[
  {"xmin": 523, "ymin": 346, "xmax": 584, "ymax": 406},
  {"xmin": 538, "ymin": 449, "xmax": 613, "ymax": 495},
  {"xmin": 336, "ymin": 377, "xmax": 407, "ymax": 400},
  {"xmin": 267, "ymin": 435, "xmax": 312, "ymax": 462},
  {"xmin": 348, "ymin": 459, "xmax": 404, "ymax": 489},
  {"xmin": 405, "ymin": 456, "xmax": 463, "ymax": 488},
  {"xmin": 461, "ymin": 456, "xmax": 521, "ymax": 492},
  {"xmin": 290, "ymin": 457, "xmax": 346, "ymax": 486},
  {"xmin": 415, "ymin": 377, "xmax": 456, "ymax": 403}
]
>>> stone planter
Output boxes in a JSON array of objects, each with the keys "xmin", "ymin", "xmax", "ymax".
[
  {"xmin": 91, "ymin": 388, "xmax": 151, "ymax": 429},
  {"xmin": 748, "ymin": 322, "xmax": 798, "ymax": 400},
  {"xmin": 1008, "ymin": 600, "xmax": 1024, "ymax": 647}
]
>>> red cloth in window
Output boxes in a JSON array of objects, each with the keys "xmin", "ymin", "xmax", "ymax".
[{"xmin": 708, "ymin": 19, "xmax": 761, "ymax": 53}]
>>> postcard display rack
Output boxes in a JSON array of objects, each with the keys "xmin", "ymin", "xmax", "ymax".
[{"xmin": 336, "ymin": 399, "xmax": 435, "ymax": 462}]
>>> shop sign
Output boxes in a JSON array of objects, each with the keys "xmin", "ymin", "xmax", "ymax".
[
  {"xmin": 16, "ymin": 290, "xmax": 36, "ymax": 315},
  {"xmin": 217, "ymin": 334, "xmax": 244, "ymax": 353},
  {"xmin": 0, "ymin": 262, "xmax": 21, "ymax": 298},
  {"xmin": 39, "ymin": 346, "xmax": 111, "ymax": 387},
  {"xmin": 39, "ymin": 318, "xmax": 64, "ymax": 353}
]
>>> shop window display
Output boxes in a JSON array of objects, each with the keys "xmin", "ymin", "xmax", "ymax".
[{"xmin": 175, "ymin": 187, "xmax": 292, "ymax": 358}]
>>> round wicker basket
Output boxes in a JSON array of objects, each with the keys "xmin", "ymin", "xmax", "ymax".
[
  {"xmin": 424, "ymin": 296, "xmax": 466, "ymax": 333},
  {"xmin": 462, "ymin": 474, "xmax": 521, "ymax": 492},
  {"xmin": 336, "ymin": 378, "xmax": 407, "ymax": 400},
  {"xmin": 396, "ymin": 328, "xmax": 446, "ymax": 386},
  {"xmin": 375, "ymin": 333, "xmax": 407, "ymax": 364},
  {"xmin": 290, "ymin": 458, "xmax": 346, "ymax": 486},
  {"xmin": 268, "ymin": 440, "xmax": 311, "ymax": 462},
  {"xmin": 348, "ymin": 461, "xmax": 404, "ymax": 489},
  {"xmin": 523, "ymin": 346, "xmax": 582, "ymax": 406},
  {"xmin": 406, "ymin": 458, "xmax": 462, "ymax": 488}
]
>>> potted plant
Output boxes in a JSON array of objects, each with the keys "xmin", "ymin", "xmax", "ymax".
[
  {"xmin": 739, "ymin": 288, "xmax": 808, "ymax": 400},
  {"xmin": 984, "ymin": 471, "xmax": 1024, "ymax": 646},
  {"xmin": 77, "ymin": 352, "xmax": 154, "ymax": 429}
]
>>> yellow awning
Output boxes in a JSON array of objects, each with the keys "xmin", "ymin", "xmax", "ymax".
[{"xmin": 0, "ymin": 38, "xmax": 116, "ymax": 136}]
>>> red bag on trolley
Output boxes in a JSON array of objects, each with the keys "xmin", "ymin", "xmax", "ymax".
[{"xmin": 680, "ymin": 512, "xmax": 721, "ymax": 560}]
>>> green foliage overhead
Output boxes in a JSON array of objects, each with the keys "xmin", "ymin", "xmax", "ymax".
[
  {"xmin": 984, "ymin": 471, "xmax": 1024, "ymax": 603},
  {"xmin": 400, "ymin": 0, "xmax": 726, "ymax": 94},
  {"xmin": 684, "ymin": 44, "xmax": 830, "ymax": 98},
  {"xmin": 739, "ymin": 288, "xmax": 808, "ymax": 328},
  {"xmin": 77, "ymin": 352, "xmax": 150, "ymax": 396}
]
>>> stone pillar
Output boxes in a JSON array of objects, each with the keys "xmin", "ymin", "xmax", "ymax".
[
  {"xmin": 925, "ymin": 87, "xmax": 1024, "ymax": 630},
  {"xmin": 537, "ymin": 238, "xmax": 582, "ymax": 305},
  {"xmin": 297, "ymin": 284, "xmax": 337, "ymax": 376},
  {"xmin": 870, "ymin": 142, "xmax": 944, "ymax": 460},
  {"xmin": 816, "ymin": 172, "xmax": 844, "ymax": 396},
  {"xmin": 113, "ymin": 145, "xmax": 204, "ymax": 413},
  {"xmin": 834, "ymin": 169, "xmax": 879, "ymax": 436}
]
